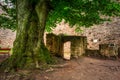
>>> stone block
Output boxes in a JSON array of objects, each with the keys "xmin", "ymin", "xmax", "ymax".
[{"xmin": 99, "ymin": 44, "xmax": 118, "ymax": 58}]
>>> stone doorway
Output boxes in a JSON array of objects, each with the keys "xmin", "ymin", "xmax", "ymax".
[
  {"xmin": 46, "ymin": 33, "xmax": 87, "ymax": 60},
  {"xmin": 63, "ymin": 41, "xmax": 71, "ymax": 60}
]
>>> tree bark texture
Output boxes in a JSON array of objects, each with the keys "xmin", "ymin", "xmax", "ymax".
[{"xmin": 0, "ymin": 0, "xmax": 52, "ymax": 71}]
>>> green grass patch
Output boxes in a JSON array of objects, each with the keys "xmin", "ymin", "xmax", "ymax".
[{"xmin": 0, "ymin": 50, "xmax": 10, "ymax": 52}]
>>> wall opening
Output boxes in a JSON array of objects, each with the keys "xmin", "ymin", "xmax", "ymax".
[{"xmin": 63, "ymin": 41, "xmax": 71, "ymax": 60}]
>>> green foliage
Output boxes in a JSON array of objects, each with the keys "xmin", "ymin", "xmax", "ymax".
[
  {"xmin": 0, "ymin": 0, "xmax": 16, "ymax": 30},
  {"xmin": 0, "ymin": 0, "xmax": 120, "ymax": 32},
  {"xmin": 46, "ymin": 0, "xmax": 120, "ymax": 32}
]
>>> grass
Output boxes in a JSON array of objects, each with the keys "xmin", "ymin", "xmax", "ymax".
[{"xmin": 0, "ymin": 50, "xmax": 10, "ymax": 52}]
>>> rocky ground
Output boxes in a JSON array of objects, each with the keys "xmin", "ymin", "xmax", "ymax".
[{"xmin": 0, "ymin": 56, "xmax": 120, "ymax": 80}]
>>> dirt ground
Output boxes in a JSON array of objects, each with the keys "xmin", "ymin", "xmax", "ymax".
[{"xmin": 0, "ymin": 56, "xmax": 120, "ymax": 80}]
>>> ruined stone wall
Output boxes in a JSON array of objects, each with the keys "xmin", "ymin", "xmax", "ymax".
[
  {"xmin": 0, "ymin": 28, "xmax": 16, "ymax": 48},
  {"xmin": 99, "ymin": 44, "xmax": 118, "ymax": 58},
  {"xmin": 81, "ymin": 17, "xmax": 120, "ymax": 49},
  {"xmin": 0, "ymin": 17, "xmax": 120, "ymax": 50},
  {"xmin": 46, "ymin": 34, "xmax": 87, "ymax": 59},
  {"xmin": 62, "ymin": 36, "xmax": 87, "ymax": 58},
  {"xmin": 52, "ymin": 17, "xmax": 120, "ymax": 50},
  {"xmin": 46, "ymin": 33, "xmax": 62, "ymax": 56}
]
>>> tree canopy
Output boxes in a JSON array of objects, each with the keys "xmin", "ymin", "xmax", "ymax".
[
  {"xmin": 0, "ymin": 0, "xmax": 120, "ymax": 31},
  {"xmin": 0, "ymin": 0, "xmax": 120, "ymax": 72}
]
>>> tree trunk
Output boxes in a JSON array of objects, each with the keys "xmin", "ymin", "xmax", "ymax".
[{"xmin": 0, "ymin": 0, "xmax": 53, "ymax": 71}]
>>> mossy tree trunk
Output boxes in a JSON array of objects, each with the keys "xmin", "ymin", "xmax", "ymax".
[{"xmin": 0, "ymin": 0, "xmax": 52, "ymax": 71}]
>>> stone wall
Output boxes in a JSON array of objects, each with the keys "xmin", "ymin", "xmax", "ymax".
[
  {"xmin": 46, "ymin": 33, "xmax": 62, "ymax": 56},
  {"xmin": 0, "ymin": 17, "xmax": 120, "ymax": 50},
  {"xmin": 81, "ymin": 17, "xmax": 120, "ymax": 49},
  {"xmin": 62, "ymin": 36, "xmax": 87, "ymax": 58},
  {"xmin": 0, "ymin": 28, "xmax": 16, "ymax": 48},
  {"xmin": 99, "ymin": 44, "xmax": 118, "ymax": 58},
  {"xmin": 46, "ymin": 34, "xmax": 87, "ymax": 59},
  {"xmin": 52, "ymin": 17, "xmax": 120, "ymax": 50}
]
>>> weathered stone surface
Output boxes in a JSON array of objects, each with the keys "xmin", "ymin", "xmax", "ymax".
[
  {"xmin": 85, "ymin": 49, "xmax": 100, "ymax": 57},
  {"xmin": 99, "ymin": 44, "xmax": 118, "ymax": 58},
  {"xmin": 46, "ymin": 33, "xmax": 62, "ymax": 56},
  {"xmin": 0, "ymin": 17, "xmax": 120, "ymax": 50},
  {"xmin": 62, "ymin": 36, "xmax": 87, "ymax": 59},
  {"xmin": 46, "ymin": 34, "xmax": 87, "ymax": 59},
  {"xmin": 52, "ymin": 17, "xmax": 120, "ymax": 50},
  {"xmin": 0, "ymin": 28, "xmax": 16, "ymax": 48}
]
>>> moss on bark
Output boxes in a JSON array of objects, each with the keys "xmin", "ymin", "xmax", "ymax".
[{"xmin": 0, "ymin": 0, "xmax": 53, "ymax": 72}]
